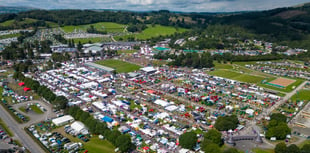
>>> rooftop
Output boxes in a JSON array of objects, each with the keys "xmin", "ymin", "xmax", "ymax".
[{"xmin": 85, "ymin": 62, "xmax": 115, "ymax": 72}]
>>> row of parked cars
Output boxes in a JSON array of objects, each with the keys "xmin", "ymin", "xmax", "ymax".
[{"xmin": 28, "ymin": 125, "xmax": 82, "ymax": 153}]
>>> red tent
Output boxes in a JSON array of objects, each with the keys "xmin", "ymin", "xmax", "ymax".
[
  {"xmin": 23, "ymin": 87, "xmax": 31, "ymax": 91},
  {"xmin": 18, "ymin": 82, "xmax": 25, "ymax": 86}
]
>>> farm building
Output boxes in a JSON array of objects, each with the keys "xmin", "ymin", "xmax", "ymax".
[
  {"xmin": 85, "ymin": 62, "xmax": 115, "ymax": 74},
  {"xmin": 52, "ymin": 115, "xmax": 74, "ymax": 126},
  {"xmin": 71, "ymin": 121, "xmax": 89, "ymax": 135},
  {"xmin": 141, "ymin": 67, "xmax": 157, "ymax": 74}
]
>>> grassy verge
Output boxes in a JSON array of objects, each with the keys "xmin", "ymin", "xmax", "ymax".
[
  {"xmin": 0, "ymin": 118, "xmax": 14, "ymax": 137},
  {"xmin": 24, "ymin": 128, "xmax": 51, "ymax": 153},
  {"xmin": 252, "ymin": 148, "xmax": 274, "ymax": 153},
  {"xmin": 19, "ymin": 106, "xmax": 27, "ymax": 113}
]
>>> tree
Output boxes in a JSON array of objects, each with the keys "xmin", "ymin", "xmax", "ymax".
[
  {"xmin": 107, "ymin": 130, "xmax": 121, "ymax": 145},
  {"xmin": 214, "ymin": 115, "xmax": 239, "ymax": 131},
  {"xmin": 116, "ymin": 134, "xmax": 135, "ymax": 153},
  {"xmin": 287, "ymin": 144, "xmax": 300, "ymax": 153},
  {"xmin": 201, "ymin": 143, "xmax": 221, "ymax": 153},
  {"xmin": 204, "ymin": 129, "xmax": 223, "ymax": 146},
  {"xmin": 179, "ymin": 132, "xmax": 197, "ymax": 149},
  {"xmin": 271, "ymin": 113, "xmax": 287, "ymax": 123},
  {"xmin": 275, "ymin": 142, "xmax": 287, "ymax": 153}
]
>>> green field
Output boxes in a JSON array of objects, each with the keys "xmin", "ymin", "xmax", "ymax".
[
  {"xmin": 95, "ymin": 59, "xmax": 141, "ymax": 73},
  {"xmin": 208, "ymin": 69, "xmax": 265, "ymax": 83},
  {"xmin": 73, "ymin": 37, "xmax": 111, "ymax": 44},
  {"xmin": 116, "ymin": 25, "xmax": 188, "ymax": 40},
  {"xmin": 258, "ymin": 78, "xmax": 304, "ymax": 93},
  {"xmin": 291, "ymin": 90, "xmax": 310, "ymax": 101},
  {"xmin": 214, "ymin": 62, "xmax": 233, "ymax": 69},
  {"xmin": 0, "ymin": 18, "xmax": 38, "ymax": 26},
  {"xmin": 61, "ymin": 22, "xmax": 125, "ymax": 33},
  {"xmin": 252, "ymin": 148, "xmax": 274, "ymax": 153},
  {"xmin": 83, "ymin": 137, "xmax": 115, "ymax": 153},
  {"xmin": 30, "ymin": 105, "xmax": 44, "ymax": 114},
  {"xmin": 0, "ymin": 33, "xmax": 20, "ymax": 39},
  {"xmin": 117, "ymin": 50, "xmax": 137, "ymax": 54}
]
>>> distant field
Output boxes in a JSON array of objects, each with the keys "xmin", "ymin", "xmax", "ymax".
[
  {"xmin": 73, "ymin": 37, "xmax": 111, "ymax": 44},
  {"xmin": 117, "ymin": 50, "xmax": 137, "ymax": 54},
  {"xmin": 214, "ymin": 62, "xmax": 233, "ymax": 69},
  {"xmin": 291, "ymin": 90, "xmax": 310, "ymax": 101},
  {"xmin": 0, "ymin": 33, "xmax": 20, "ymax": 39},
  {"xmin": 208, "ymin": 69, "xmax": 265, "ymax": 83},
  {"xmin": 61, "ymin": 22, "xmax": 125, "ymax": 33},
  {"xmin": 116, "ymin": 25, "xmax": 188, "ymax": 40},
  {"xmin": 0, "ymin": 18, "xmax": 38, "ymax": 26},
  {"xmin": 95, "ymin": 59, "xmax": 141, "ymax": 73}
]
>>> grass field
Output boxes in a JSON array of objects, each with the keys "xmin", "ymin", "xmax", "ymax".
[
  {"xmin": 61, "ymin": 22, "xmax": 125, "ymax": 33},
  {"xmin": 291, "ymin": 90, "xmax": 310, "ymax": 101},
  {"xmin": 117, "ymin": 50, "xmax": 137, "ymax": 54},
  {"xmin": 0, "ymin": 33, "xmax": 21, "ymax": 39},
  {"xmin": 95, "ymin": 59, "xmax": 141, "ymax": 73},
  {"xmin": 73, "ymin": 37, "xmax": 111, "ymax": 44},
  {"xmin": 208, "ymin": 69, "xmax": 265, "ymax": 83},
  {"xmin": 116, "ymin": 25, "xmax": 187, "ymax": 40},
  {"xmin": 83, "ymin": 137, "xmax": 115, "ymax": 153},
  {"xmin": 0, "ymin": 18, "xmax": 38, "ymax": 27},
  {"xmin": 19, "ymin": 106, "xmax": 27, "ymax": 113},
  {"xmin": 214, "ymin": 62, "xmax": 233, "ymax": 69},
  {"xmin": 258, "ymin": 78, "xmax": 304, "ymax": 93},
  {"xmin": 252, "ymin": 148, "xmax": 274, "ymax": 153},
  {"xmin": 30, "ymin": 105, "xmax": 44, "ymax": 114}
]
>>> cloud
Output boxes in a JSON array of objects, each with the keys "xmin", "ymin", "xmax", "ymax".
[{"xmin": 0, "ymin": 0, "xmax": 309, "ymax": 12}]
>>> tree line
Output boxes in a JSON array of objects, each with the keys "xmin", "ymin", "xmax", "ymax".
[
  {"xmin": 66, "ymin": 106, "xmax": 135, "ymax": 153},
  {"xmin": 13, "ymin": 71, "xmax": 68, "ymax": 110}
]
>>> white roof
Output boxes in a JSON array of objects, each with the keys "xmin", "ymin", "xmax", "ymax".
[
  {"xmin": 71, "ymin": 121, "xmax": 87, "ymax": 132},
  {"xmin": 154, "ymin": 99, "xmax": 170, "ymax": 107},
  {"xmin": 52, "ymin": 115, "xmax": 74, "ymax": 125},
  {"xmin": 165, "ymin": 105, "xmax": 178, "ymax": 112},
  {"xmin": 141, "ymin": 67, "xmax": 156, "ymax": 73}
]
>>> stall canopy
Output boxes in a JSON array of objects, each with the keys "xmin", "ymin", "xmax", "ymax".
[
  {"xmin": 23, "ymin": 87, "xmax": 31, "ymax": 91},
  {"xmin": 18, "ymin": 82, "xmax": 25, "ymax": 86}
]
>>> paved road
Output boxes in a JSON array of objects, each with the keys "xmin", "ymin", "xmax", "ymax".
[
  {"xmin": 266, "ymin": 81, "xmax": 308, "ymax": 115},
  {"xmin": 0, "ymin": 104, "xmax": 44, "ymax": 152}
]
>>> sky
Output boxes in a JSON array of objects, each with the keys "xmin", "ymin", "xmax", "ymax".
[{"xmin": 0, "ymin": 0, "xmax": 309, "ymax": 12}]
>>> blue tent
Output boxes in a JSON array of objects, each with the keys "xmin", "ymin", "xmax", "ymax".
[{"xmin": 102, "ymin": 116, "xmax": 114, "ymax": 123}]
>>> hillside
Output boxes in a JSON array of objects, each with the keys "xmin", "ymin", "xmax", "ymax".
[{"xmin": 0, "ymin": 6, "xmax": 36, "ymax": 14}]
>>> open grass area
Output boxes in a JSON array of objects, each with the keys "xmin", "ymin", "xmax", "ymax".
[
  {"xmin": 83, "ymin": 137, "xmax": 115, "ymax": 153},
  {"xmin": 116, "ymin": 25, "xmax": 187, "ymax": 40},
  {"xmin": 208, "ymin": 69, "xmax": 265, "ymax": 84},
  {"xmin": 73, "ymin": 37, "xmax": 111, "ymax": 44},
  {"xmin": 95, "ymin": 59, "xmax": 141, "ymax": 73},
  {"xmin": 61, "ymin": 22, "xmax": 125, "ymax": 33},
  {"xmin": 214, "ymin": 62, "xmax": 233, "ymax": 69},
  {"xmin": 0, "ymin": 18, "xmax": 39, "ymax": 27},
  {"xmin": 0, "ymin": 33, "xmax": 21, "ymax": 39},
  {"xmin": 252, "ymin": 148, "xmax": 274, "ymax": 153},
  {"xmin": 291, "ymin": 90, "xmax": 310, "ymax": 102},
  {"xmin": 117, "ymin": 50, "xmax": 137, "ymax": 54},
  {"xmin": 258, "ymin": 78, "xmax": 304, "ymax": 93},
  {"xmin": 30, "ymin": 105, "xmax": 44, "ymax": 114}
]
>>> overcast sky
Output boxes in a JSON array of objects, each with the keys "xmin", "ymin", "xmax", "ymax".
[{"xmin": 1, "ymin": 0, "xmax": 309, "ymax": 12}]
